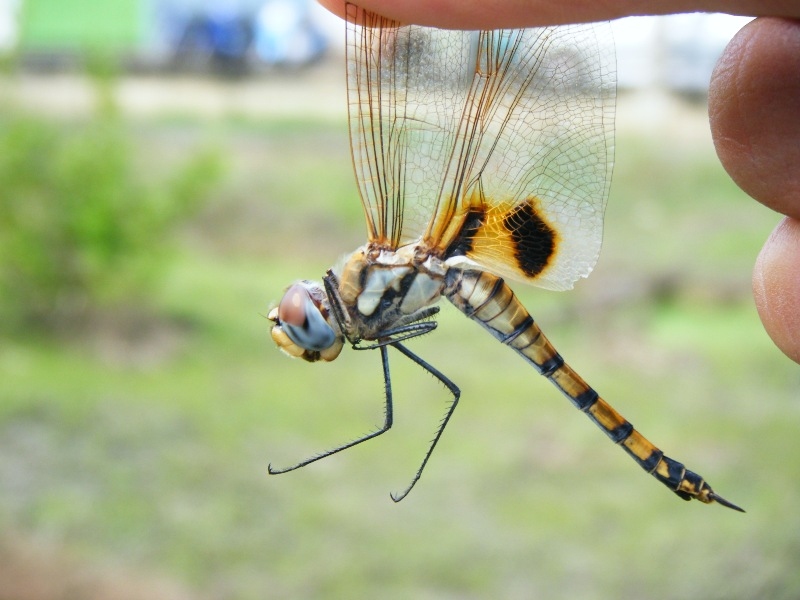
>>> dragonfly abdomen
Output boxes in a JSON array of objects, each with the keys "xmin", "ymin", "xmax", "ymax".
[{"xmin": 443, "ymin": 266, "xmax": 743, "ymax": 511}]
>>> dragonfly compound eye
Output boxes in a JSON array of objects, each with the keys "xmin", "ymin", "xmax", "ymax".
[{"xmin": 277, "ymin": 283, "xmax": 337, "ymax": 351}]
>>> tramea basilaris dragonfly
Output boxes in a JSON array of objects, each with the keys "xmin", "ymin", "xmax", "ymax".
[{"xmin": 268, "ymin": 4, "xmax": 743, "ymax": 511}]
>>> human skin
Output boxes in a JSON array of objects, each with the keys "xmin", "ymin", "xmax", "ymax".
[{"xmin": 320, "ymin": 0, "xmax": 800, "ymax": 364}]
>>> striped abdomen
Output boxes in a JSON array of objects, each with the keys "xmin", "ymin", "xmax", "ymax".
[{"xmin": 443, "ymin": 266, "xmax": 742, "ymax": 510}]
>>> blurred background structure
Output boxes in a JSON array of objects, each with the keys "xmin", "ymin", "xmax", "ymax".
[
  {"xmin": 1, "ymin": 3, "xmax": 798, "ymax": 600},
  {"xmin": 6, "ymin": 0, "xmax": 338, "ymax": 72},
  {"xmin": 2, "ymin": 0, "xmax": 750, "ymax": 89}
]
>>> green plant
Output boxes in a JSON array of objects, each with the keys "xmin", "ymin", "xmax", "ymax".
[{"xmin": 0, "ymin": 105, "xmax": 222, "ymax": 332}]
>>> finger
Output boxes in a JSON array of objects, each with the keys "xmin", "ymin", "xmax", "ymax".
[
  {"xmin": 709, "ymin": 17, "xmax": 800, "ymax": 218},
  {"xmin": 709, "ymin": 18, "xmax": 800, "ymax": 365},
  {"xmin": 318, "ymin": 0, "xmax": 800, "ymax": 28},
  {"xmin": 753, "ymin": 218, "xmax": 800, "ymax": 364}
]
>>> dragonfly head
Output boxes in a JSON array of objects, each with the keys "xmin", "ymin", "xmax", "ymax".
[{"xmin": 269, "ymin": 281, "xmax": 344, "ymax": 363}]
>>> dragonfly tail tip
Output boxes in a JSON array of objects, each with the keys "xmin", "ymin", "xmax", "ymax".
[{"xmin": 709, "ymin": 491, "xmax": 745, "ymax": 513}]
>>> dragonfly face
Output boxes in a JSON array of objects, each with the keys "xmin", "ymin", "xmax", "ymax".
[
  {"xmin": 268, "ymin": 4, "xmax": 743, "ymax": 511},
  {"xmin": 269, "ymin": 281, "xmax": 343, "ymax": 363}
]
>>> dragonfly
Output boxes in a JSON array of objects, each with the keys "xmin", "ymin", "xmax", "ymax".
[{"xmin": 268, "ymin": 4, "xmax": 743, "ymax": 511}]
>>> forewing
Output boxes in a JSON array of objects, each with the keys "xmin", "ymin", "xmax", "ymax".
[
  {"xmin": 428, "ymin": 26, "xmax": 615, "ymax": 291},
  {"xmin": 346, "ymin": 6, "xmax": 477, "ymax": 248}
]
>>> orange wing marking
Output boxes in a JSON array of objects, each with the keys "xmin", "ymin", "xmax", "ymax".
[{"xmin": 439, "ymin": 189, "xmax": 561, "ymax": 283}]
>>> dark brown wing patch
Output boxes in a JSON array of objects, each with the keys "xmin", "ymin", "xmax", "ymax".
[
  {"xmin": 503, "ymin": 200, "xmax": 557, "ymax": 278},
  {"xmin": 443, "ymin": 206, "xmax": 486, "ymax": 258}
]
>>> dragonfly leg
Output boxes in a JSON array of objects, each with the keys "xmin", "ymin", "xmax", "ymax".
[
  {"xmin": 353, "ymin": 320, "xmax": 438, "ymax": 351},
  {"xmin": 268, "ymin": 344, "xmax": 395, "ymax": 476},
  {"xmin": 388, "ymin": 342, "xmax": 461, "ymax": 502}
]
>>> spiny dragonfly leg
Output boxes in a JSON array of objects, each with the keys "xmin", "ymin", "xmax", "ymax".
[
  {"xmin": 268, "ymin": 344, "xmax": 395, "ymax": 475},
  {"xmin": 388, "ymin": 342, "xmax": 461, "ymax": 503},
  {"xmin": 353, "ymin": 320, "xmax": 438, "ymax": 350}
]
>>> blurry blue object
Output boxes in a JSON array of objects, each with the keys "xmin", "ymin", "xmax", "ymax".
[
  {"xmin": 166, "ymin": 2, "xmax": 254, "ymax": 74},
  {"xmin": 206, "ymin": 6, "xmax": 252, "ymax": 60},
  {"xmin": 254, "ymin": 0, "xmax": 326, "ymax": 66}
]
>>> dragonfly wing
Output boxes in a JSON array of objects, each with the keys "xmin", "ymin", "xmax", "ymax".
[
  {"xmin": 427, "ymin": 25, "xmax": 616, "ymax": 291},
  {"xmin": 346, "ymin": 7, "xmax": 478, "ymax": 248}
]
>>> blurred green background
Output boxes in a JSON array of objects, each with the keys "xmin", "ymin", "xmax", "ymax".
[{"xmin": 1, "ymin": 5, "xmax": 799, "ymax": 600}]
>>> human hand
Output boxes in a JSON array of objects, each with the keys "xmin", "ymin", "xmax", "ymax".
[{"xmin": 320, "ymin": 0, "xmax": 800, "ymax": 364}]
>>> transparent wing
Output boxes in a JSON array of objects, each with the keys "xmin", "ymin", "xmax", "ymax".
[
  {"xmin": 430, "ymin": 26, "xmax": 616, "ymax": 290},
  {"xmin": 346, "ymin": 6, "xmax": 476, "ymax": 248},
  {"xmin": 346, "ymin": 8, "xmax": 615, "ymax": 291}
]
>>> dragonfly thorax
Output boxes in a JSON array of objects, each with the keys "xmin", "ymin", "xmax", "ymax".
[
  {"xmin": 330, "ymin": 244, "xmax": 449, "ymax": 343},
  {"xmin": 269, "ymin": 244, "xmax": 448, "ymax": 363}
]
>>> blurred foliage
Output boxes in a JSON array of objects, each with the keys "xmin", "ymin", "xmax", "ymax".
[
  {"xmin": 1, "ymin": 105, "xmax": 798, "ymax": 599},
  {"xmin": 0, "ymin": 90, "xmax": 222, "ymax": 332},
  {"xmin": 20, "ymin": 0, "xmax": 142, "ymax": 51}
]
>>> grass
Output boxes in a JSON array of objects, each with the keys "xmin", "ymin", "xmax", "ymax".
[{"xmin": 1, "ymin": 102, "xmax": 799, "ymax": 599}]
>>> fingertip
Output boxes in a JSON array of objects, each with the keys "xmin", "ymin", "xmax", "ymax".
[
  {"xmin": 753, "ymin": 218, "xmax": 800, "ymax": 364},
  {"xmin": 317, "ymin": 0, "xmax": 661, "ymax": 29},
  {"xmin": 317, "ymin": 0, "xmax": 347, "ymax": 21},
  {"xmin": 709, "ymin": 18, "xmax": 800, "ymax": 218}
]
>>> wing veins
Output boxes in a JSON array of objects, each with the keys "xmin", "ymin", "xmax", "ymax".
[
  {"xmin": 346, "ymin": 10, "xmax": 615, "ymax": 291},
  {"xmin": 427, "ymin": 29, "xmax": 548, "ymax": 243}
]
